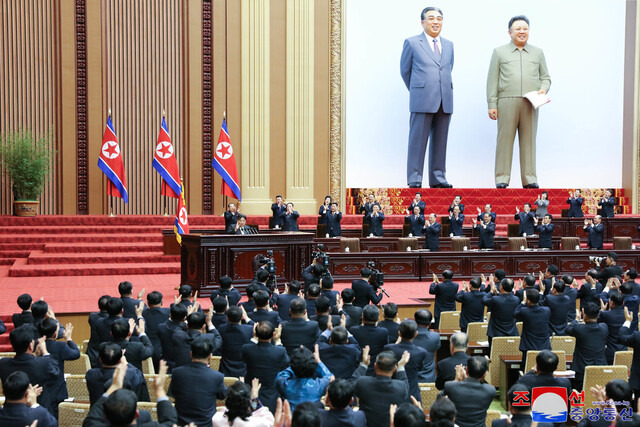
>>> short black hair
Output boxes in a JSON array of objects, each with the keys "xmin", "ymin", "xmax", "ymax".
[
  {"xmin": 495, "ymin": 269, "xmax": 506, "ymax": 280},
  {"xmin": 553, "ymin": 280, "xmax": 565, "ymax": 294},
  {"xmin": 225, "ymin": 381, "xmax": 252, "ymax": 423},
  {"xmin": 31, "ymin": 300, "xmax": 48, "ymax": 319},
  {"xmin": 245, "ymin": 283, "xmax": 260, "ymax": 300},
  {"xmin": 360, "ymin": 268, "xmax": 372, "ymax": 278},
  {"xmin": 170, "ymin": 303, "xmax": 188, "ymax": 321},
  {"xmin": 147, "ymin": 291, "xmax": 162, "ymax": 306},
  {"xmin": 420, "ymin": 7, "xmax": 443, "ymax": 20},
  {"xmin": 362, "ymin": 305, "xmax": 379, "ymax": 323},
  {"xmin": 470, "ymin": 277, "xmax": 482, "ymax": 289},
  {"xmin": 290, "ymin": 346, "xmax": 317, "ymax": 378},
  {"xmin": 394, "ymin": 403, "xmax": 426, "ymax": 427},
  {"xmin": 253, "ymin": 290, "xmax": 270, "ymax": 308},
  {"xmin": 118, "ymin": 280, "xmax": 133, "ymax": 296},
  {"xmin": 620, "ymin": 282, "xmax": 633, "ymax": 295},
  {"xmin": 501, "ymin": 278, "xmax": 514, "ymax": 292},
  {"xmin": 525, "ymin": 289, "xmax": 540, "ymax": 304},
  {"xmin": 414, "ymin": 309, "xmax": 432, "ymax": 326},
  {"xmin": 191, "ymin": 335, "xmax": 213, "ymax": 359},
  {"xmin": 179, "ymin": 285, "xmax": 192, "ymax": 299},
  {"xmin": 257, "ymin": 269, "xmax": 269, "ymax": 283},
  {"xmin": 187, "ymin": 312, "xmax": 206, "ymax": 329},
  {"xmin": 508, "ymin": 15, "xmax": 530, "ymax": 29},
  {"xmin": 467, "ymin": 356, "xmax": 489, "ymax": 379},
  {"xmin": 610, "ymin": 290, "xmax": 625, "ymax": 307},
  {"xmin": 536, "ymin": 350, "xmax": 558, "ymax": 374},
  {"xmin": 508, "ymin": 383, "xmax": 532, "ymax": 413},
  {"xmin": 106, "ymin": 297, "xmax": 124, "ymax": 316},
  {"xmin": 375, "ymin": 350, "xmax": 398, "ymax": 372},
  {"xmin": 17, "ymin": 294, "xmax": 32, "ymax": 311},
  {"xmin": 226, "ymin": 306, "xmax": 243, "ymax": 323},
  {"xmin": 608, "ymin": 252, "xmax": 619, "ymax": 262},
  {"xmin": 291, "ymin": 401, "xmax": 321, "ymax": 427},
  {"xmin": 100, "ymin": 342, "xmax": 123, "ymax": 366},
  {"xmin": 327, "ymin": 379, "xmax": 353, "ymax": 409},
  {"xmin": 399, "ymin": 319, "xmax": 417, "ymax": 340},
  {"xmin": 219, "ymin": 275, "xmax": 233, "ymax": 289},
  {"xmin": 3, "ymin": 371, "xmax": 30, "ymax": 400},
  {"xmin": 627, "ymin": 268, "xmax": 638, "ymax": 279},
  {"xmin": 321, "ymin": 275, "xmax": 334, "ymax": 290},
  {"xmin": 341, "ymin": 288, "xmax": 355, "ymax": 303},
  {"xmin": 111, "ymin": 318, "xmax": 130, "ymax": 340},
  {"xmin": 430, "ymin": 396, "xmax": 456, "ymax": 426},
  {"xmin": 213, "ymin": 296, "xmax": 228, "ymax": 313},
  {"xmin": 290, "ymin": 298, "xmax": 307, "ymax": 315},
  {"xmin": 104, "ymin": 389, "xmax": 137, "ymax": 425},
  {"xmin": 383, "ymin": 302, "xmax": 398, "ymax": 319},
  {"xmin": 442, "ymin": 270, "xmax": 453, "ymax": 280},
  {"xmin": 330, "ymin": 326, "xmax": 348, "ymax": 345},
  {"xmin": 546, "ymin": 264, "xmax": 559, "ymax": 276},
  {"xmin": 10, "ymin": 325, "xmax": 34, "ymax": 354},
  {"xmin": 256, "ymin": 321, "xmax": 274, "ymax": 340},
  {"xmin": 288, "ymin": 280, "xmax": 301, "ymax": 294},
  {"xmin": 583, "ymin": 301, "xmax": 600, "ymax": 319},
  {"xmin": 314, "ymin": 296, "xmax": 331, "ymax": 314},
  {"xmin": 98, "ymin": 295, "xmax": 111, "ymax": 312},
  {"xmin": 545, "ymin": 214, "xmax": 553, "ymax": 220},
  {"xmin": 38, "ymin": 317, "xmax": 58, "ymax": 339},
  {"xmin": 562, "ymin": 275, "xmax": 574, "ymax": 285},
  {"xmin": 307, "ymin": 283, "xmax": 321, "ymax": 298},
  {"xmin": 523, "ymin": 275, "xmax": 536, "ymax": 288},
  {"xmin": 605, "ymin": 379, "xmax": 632, "ymax": 412}
]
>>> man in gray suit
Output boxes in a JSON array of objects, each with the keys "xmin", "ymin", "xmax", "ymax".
[{"xmin": 401, "ymin": 7, "xmax": 454, "ymax": 189}]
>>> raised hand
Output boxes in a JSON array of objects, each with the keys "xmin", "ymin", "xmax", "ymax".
[
  {"xmin": 362, "ymin": 345, "xmax": 371, "ymax": 366},
  {"xmin": 326, "ymin": 314, "xmax": 333, "ymax": 331},
  {"xmin": 63, "ymin": 323, "xmax": 74, "ymax": 341},
  {"xmin": 137, "ymin": 287, "xmax": 146, "ymax": 300},
  {"xmin": 625, "ymin": 306, "xmax": 634, "ymax": 323},
  {"xmin": 135, "ymin": 301, "xmax": 144, "ymax": 318},
  {"xmin": 251, "ymin": 378, "xmax": 261, "ymax": 400},
  {"xmin": 313, "ymin": 344, "xmax": 321, "ymax": 364},
  {"xmin": 398, "ymin": 350, "xmax": 410, "ymax": 368},
  {"xmin": 340, "ymin": 313, "xmax": 347, "ymax": 328}
]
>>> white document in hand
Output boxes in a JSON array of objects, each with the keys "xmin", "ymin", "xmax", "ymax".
[{"xmin": 523, "ymin": 91, "xmax": 551, "ymax": 109}]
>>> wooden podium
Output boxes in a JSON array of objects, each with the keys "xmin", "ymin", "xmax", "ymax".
[{"xmin": 180, "ymin": 232, "xmax": 315, "ymax": 297}]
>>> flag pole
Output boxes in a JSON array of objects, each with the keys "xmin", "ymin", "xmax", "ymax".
[
  {"xmin": 161, "ymin": 108, "xmax": 170, "ymax": 216},
  {"xmin": 107, "ymin": 108, "xmax": 116, "ymax": 217},
  {"xmin": 222, "ymin": 111, "xmax": 227, "ymax": 212}
]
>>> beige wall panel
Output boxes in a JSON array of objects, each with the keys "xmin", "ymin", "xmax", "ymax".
[
  {"xmin": 211, "ymin": 0, "xmax": 227, "ymax": 215},
  {"xmin": 314, "ymin": 0, "xmax": 330, "ymax": 206},
  {"xmin": 270, "ymin": 0, "xmax": 286, "ymax": 202}
]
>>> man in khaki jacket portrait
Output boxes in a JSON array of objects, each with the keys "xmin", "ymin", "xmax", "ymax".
[{"xmin": 487, "ymin": 15, "xmax": 551, "ymax": 189}]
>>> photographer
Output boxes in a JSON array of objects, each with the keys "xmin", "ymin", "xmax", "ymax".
[
  {"xmin": 351, "ymin": 268, "xmax": 384, "ymax": 308},
  {"xmin": 592, "ymin": 252, "xmax": 624, "ymax": 284},
  {"xmin": 302, "ymin": 246, "xmax": 331, "ymax": 290}
]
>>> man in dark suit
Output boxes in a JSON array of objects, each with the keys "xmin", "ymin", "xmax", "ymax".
[
  {"xmin": 475, "ymin": 213, "xmax": 496, "ymax": 249},
  {"xmin": 621, "ymin": 281, "xmax": 640, "ymax": 332},
  {"xmin": 85, "ymin": 342, "xmax": 147, "ymax": 405},
  {"xmin": 384, "ymin": 320, "xmax": 427, "ymax": 402},
  {"xmin": 31, "ymin": 300, "xmax": 64, "ymax": 340},
  {"xmin": 514, "ymin": 203, "xmax": 535, "ymax": 236},
  {"xmin": 378, "ymin": 303, "xmax": 400, "ymax": 343},
  {"xmin": 210, "ymin": 296, "xmax": 228, "ymax": 329},
  {"xmin": 320, "ymin": 275, "xmax": 340, "ymax": 308},
  {"xmin": 242, "ymin": 321, "xmax": 289, "ymax": 412},
  {"xmin": 359, "ymin": 194, "xmax": 376, "ymax": 225},
  {"xmin": 319, "ymin": 379, "xmax": 367, "ymax": 427},
  {"xmin": 208, "ymin": 275, "xmax": 241, "ymax": 307},
  {"xmin": 424, "ymin": 213, "xmax": 441, "ymax": 251},
  {"xmin": 305, "ymin": 283, "xmax": 321, "ymax": 318},
  {"xmin": 279, "ymin": 202, "xmax": 300, "ymax": 231},
  {"xmin": 567, "ymin": 301, "xmax": 608, "ymax": 389},
  {"xmin": 326, "ymin": 202, "xmax": 342, "ymax": 237},
  {"xmin": 224, "ymin": 203, "xmax": 239, "ymax": 233},
  {"xmin": 280, "ymin": 298, "xmax": 321, "ymax": 355},
  {"xmin": 561, "ymin": 275, "xmax": 579, "ymax": 322},
  {"xmin": 340, "ymin": 288, "xmax": 362, "ymax": 328},
  {"xmin": 87, "ymin": 294, "xmax": 110, "ymax": 368},
  {"xmin": 567, "ymin": 189, "xmax": 584, "ymax": 218},
  {"xmin": 594, "ymin": 252, "xmax": 624, "ymax": 284},
  {"xmin": 313, "ymin": 296, "xmax": 352, "ymax": 332},
  {"xmin": 169, "ymin": 337, "xmax": 228, "ymax": 427},
  {"xmin": 142, "ymin": 291, "xmax": 170, "ymax": 371},
  {"xmin": 441, "ymin": 356, "xmax": 496, "ymax": 427},
  {"xmin": 429, "ymin": 270, "xmax": 458, "ymax": 328},
  {"xmin": 350, "ymin": 305, "xmax": 390, "ymax": 375},
  {"xmin": 456, "ymin": 277, "xmax": 486, "ymax": 332},
  {"xmin": 277, "ymin": 280, "xmax": 303, "ymax": 321},
  {"xmin": 536, "ymin": 264, "xmax": 558, "ymax": 296},
  {"xmin": 0, "ymin": 371, "xmax": 58, "ymax": 427},
  {"xmin": 0, "ymin": 326, "xmax": 59, "ymax": 415},
  {"xmin": 118, "ymin": 280, "xmax": 147, "ymax": 319},
  {"xmin": 623, "ymin": 268, "xmax": 640, "ymax": 296},
  {"xmin": 493, "ymin": 383, "xmax": 555, "ymax": 427},
  {"xmin": 172, "ymin": 312, "xmax": 222, "ymax": 368},
  {"xmin": 413, "ymin": 310, "xmax": 440, "ymax": 383},
  {"xmin": 435, "ymin": 332, "xmax": 468, "ymax": 390},
  {"xmin": 618, "ymin": 306, "xmax": 640, "ymax": 411},
  {"xmin": 366, "ymin": 203, "xmax": 385, "ymax": 236},
  {"xmin": 584, "ymin": 215, "xmax": 604, "ymax": 249},
  {"xmin": 96, "ymin": 297, "xmax": 124, "ymax": 344},
  {"xmin": 318, "ymin": 324, "xmax": 361, "ymax": 379},
  {"xmin": 578, "ymin": 270, "xmax": 604, "ymax": 311},
  {"xmin": 84, "ymin": 358, "xmax": 177, "ymax": 427},
  {"xmin": 39, "ymin": 318, "xmax": 81, "ymax": 418},
  {"xmin": 12, "ymin": 293, "xmax": 35, "ymax": 328},
  {"xmin": 598, "ymin": 291, "xmax": 627, "ymax": 364},
  {"xmin": 271, "ymin": 195, "xmax": 286, "ymax": 228},
  {"xmin": 405, "ymin": 206, "xmax": 425, "ymax": 237},
  {"xmin": 102, "ymin": 318, "xmax": 154, "ymax": 372},
  {"xmin": 351, "ymin": 268, "xmax": 384, "ymax": 308},
  {"xmin": 476, "ymin": 204, "xmax": 496, "ymax": 223},
  {"xmin": 535, "ymin": 214, "xmax": 554, "ymax": 249},
  {"xmin": 598, "ymin": 189, "xmax": 616, "ymax": 218},
  {"xmin": 409, "ymin": 192, "xmax": 426, "ymax": 215},
  {"xmin": 516, "ymin": 350, "xmax": 571, "ymax": 403},
  {"xmin": 448, "ymin": 205, "xmax": 464, "ymax": 236},
  {"xmin": 539, "ymin": 278, "xmax": 571, "ymax": 336},
  {"xmin": 247, "ymin": 290, "xmax": 281, "ymax": 327},
  {"xmin": 401, "ymin": 6, "xmax": 454, "ymax": 189},
  {"xmin": 217, "ymin": 306, "xmax": 254, "ymax": 377},
  {"xmin": 516, "ymin": 274, "xmax": 537, "ymax": 302},
  {"xmin": 157, "ymin": 303, "xmax": 187, "ymax": 371},
  {"xmin": 514, "ymin": 289, "xmax": 551, "ymax": 368},
  {"xmin": 233, "ymin": 214, "xmax": 253, "ymax": 235},
  {"xmin": 448, "ymin": 195, "xmax": 465, "ymax": 213},
  {"xmin": 482, "ymin": 279, "xmax": 520, "ymax": 346},
  {"xmin": 353, "ymin": 349, "xmax": 410, "ymax": 427}
]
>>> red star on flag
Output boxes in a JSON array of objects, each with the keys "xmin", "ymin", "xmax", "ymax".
[
  {"xmin": 217, "ymin": 142, "xmax": 231, "ymax": 158},
  {"xmin": 105, "ymin": 142, "xmax": 119, "ymax": 158},
  {"xmin": 158, "ymin": 142, "xmax": 172, "ymax": 158}
]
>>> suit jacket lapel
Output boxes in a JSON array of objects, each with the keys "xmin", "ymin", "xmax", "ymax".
[{"xmin": 419, "ymin": 33, "xmax": 440, "ymax": 65}]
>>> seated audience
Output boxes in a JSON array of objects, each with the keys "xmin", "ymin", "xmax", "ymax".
[
  {"xmin": 280, "ymin": 298, "xmax": 320, "ymax": 355},
  {"xmin": 304, "ymin": 283, "xmax": 321, "ymax": 318},
  {"xmin": 275, "ymin": 345, "xmax": 332, "ymax": 410},
  {"xmin": 31, "ymin": 300, "xmax": 64, "ymax": 340},
  {"xmin": 515, "ymin": 289, "xmax": 551, "ymax": 368},
  {"xmin": 384, "ymin": 320, "xmax": 427, "ymax": 402},
  {"xmin": 209, "ymin": 275, "xmax": 242, "ymax": 307},
  {"xmin": 211, "ymin": 296, "xmax": 229, "ymax": 329},
  {"xmin": 291, "ymin": 401, "xmax": 322, "ymax": 427},
  {"xmin": 378, "ymin": 303, "xmax": 400, "ymax": 343},
  {"xmin": 0, "ymin": 371, "xmax": 57, "ymax": 427},
  {"xmin": 212, "ymin": 379, "xmax": 274, "ymax": 427},
  {"xmin": 318, "ymin": 379, "xmax": 366, "ymax": 427},
  {"xmin": 436, "ymin": 332, "xmax": 469, "ymax": 390},
  {"xmin": 218, "ymin": 306, "xmax": 254, "ymax": 377},
  {"xmin": 482, "ymin": 278, "xmax": 519, "ymax": 346},
  {"xmin": 240, "ymin": 283, "xmax": 259, "ymax": 313}
]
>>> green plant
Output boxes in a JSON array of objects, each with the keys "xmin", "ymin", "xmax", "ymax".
[{"xmin": 0, "ymin": 128, "xmax": 54, "ymax": 200}]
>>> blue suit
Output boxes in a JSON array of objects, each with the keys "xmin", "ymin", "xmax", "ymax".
[
  {"xmin": 401, "ymin": 32, "xmax": 454, "ymax": 186},
  {"xmin": 279, "ymin": 211, "xmax": 300, "ymax": 231},
  {"xmin": 448, "ymin": 214, "xmax": 464, "ymax": 236},
  {"xmin": 514, "ymin": 304, "xmax": 551, "ymax": 352},
  {"xmin": 598, "ymin": 197, "xmax": 616, "ymax": 218},
  {"xmin": 476, "ymin": 211, "xmax": 496, "ymax": 223},
  {"xmin": 424, "ymin": 221, "xmax": 441, "ymax": 251},
  {"xmin": 584, "ymin": 223, "xmax": 604, "ymax": 249},
  {"xmin": 537, "ymin": 223, "xmax": 554, "ymax": 249},
  {"xmin": 326, "ymin": 211, "xmax": 342, "ymax": 237},
  {"xmin": 515, "ymin": 211, "xmax": 535, "ymax": 236},
  {"xmin": 566, "ymin": 197, "xmax": 584, "ymax": 217},
  {"xmin": 476, "ymin": 222, "xmax": 495, "ymax": 249},
  {"xmin": 367, "ymin": 212, "xmax": 385, "ymax": 236},
  {"xmin": 409, "ymin": 200, "xmax": 426, "ymax": 215},
  {"xmin": 405, "ymin": 214, "xmax": 425, "ymax": 236}
]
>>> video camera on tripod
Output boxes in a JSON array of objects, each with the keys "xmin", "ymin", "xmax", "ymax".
[
  {"xmin": 311, "ymin": 244, "xmax": 330, "ymax": 275},
  {"xmin": 367, "ymin": 260, "xmax": 389, "ymax": 297},
  {"xmin": 263, "ymin": 250, "xmax": 277, "ymax": 289}
]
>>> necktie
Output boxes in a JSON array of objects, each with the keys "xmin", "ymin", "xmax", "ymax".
[{"xmin": 433, "ymin": 39, "xmax": 441, "ymax": 58}]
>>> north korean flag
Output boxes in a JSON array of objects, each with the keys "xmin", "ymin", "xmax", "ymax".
[
  {"xmin": 152, "ymin": 116, "xmax": 182, "ymax": 198},
  {"xmin": 174, "ymin": 182, "xmax": 189, "ymax": 245},
  {"xmin": 98, "ymin": 116, "xmax": 129, "ymax": 203},
  {"xmin": 212, "ymin": 118, "xmax": 241, "ymax": 201}
]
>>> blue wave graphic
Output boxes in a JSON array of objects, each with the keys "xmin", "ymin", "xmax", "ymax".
[{"xmin": 532, "ymin": 410, "xmax": 568, "ymax": 422}]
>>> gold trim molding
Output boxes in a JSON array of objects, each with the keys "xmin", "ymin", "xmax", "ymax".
[{"xmin": 329, "ymin": 0, "xmax": 344, "ymax": 206}]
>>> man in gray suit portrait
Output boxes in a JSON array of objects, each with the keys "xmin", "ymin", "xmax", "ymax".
[{"xmin": 400, "ymin": 6, "xmax": 454, "ymax": 189}]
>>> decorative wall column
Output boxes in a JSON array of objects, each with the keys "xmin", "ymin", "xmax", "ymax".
[
  {"xmin": 285, "ymin": 0, "xmax": 315, "ymax": 214},
  {"xmin": 329, "ymin": 0, "xmax": 345, "ymax": 208},
  {"xmin": 239, "ymin": 0, "xmax": 271, "ymax": 214}
]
